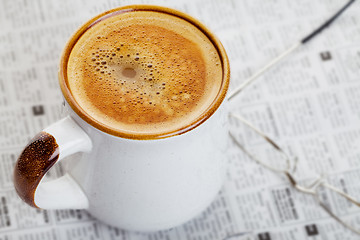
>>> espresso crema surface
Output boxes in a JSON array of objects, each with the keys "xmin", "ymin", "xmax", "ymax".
[{"xmin": 67, "ymin": 10, "xmax": 223, "ymax": 136}]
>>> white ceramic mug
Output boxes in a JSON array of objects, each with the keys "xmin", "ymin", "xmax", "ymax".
[{"xmin": 13, "ymin": 5, "xmax": 230, "ymax": 232}]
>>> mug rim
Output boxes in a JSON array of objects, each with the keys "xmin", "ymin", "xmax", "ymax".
[{"xmin": 59, "ymin": 4, "xmax": 230, "ymax": 140}]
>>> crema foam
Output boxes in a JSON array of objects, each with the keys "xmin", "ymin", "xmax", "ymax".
[{"xmin": 67, "ymin": 10, "xmax": 223, "ymax": 136}]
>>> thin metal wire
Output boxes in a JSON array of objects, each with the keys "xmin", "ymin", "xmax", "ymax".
[
  {"xmin": 226, "ymin": 0, "xmax": 357, "ymax": 102},
  {"xmin": 317, "ymin": 189, "xmax": 360, "ymax": 235},
  {"xmin": 227, "ymin": 43, "xmax": 300, "ymax": 101},
  {"xmin": 229, "ymin": 113, "xmax": 292, "ymax": 173},
  {"xmin": 229, "ymin": 115, "xmax": 360, "ymax": 235},
  {"xmin": 301, "ymin": 0, "xmax": 356, "ymax": 43}
]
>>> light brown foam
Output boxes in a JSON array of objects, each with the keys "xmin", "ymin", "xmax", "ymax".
[{"xmin": 67, "ymin": 10, "xmax": 223, "ymax": 136}]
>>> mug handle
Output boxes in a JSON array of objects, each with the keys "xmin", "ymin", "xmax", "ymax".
[{"xmin": 14, "ymin": 116, "xmax": 92, "ymax": 209}]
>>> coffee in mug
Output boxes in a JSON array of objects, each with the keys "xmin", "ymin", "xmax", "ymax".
[
  {"xmin": 66, "ymin": 9, "xmax": 224, "ymax": 139},
  {"xmin": 14, "ymin": 5, "xmax": 230, "ymax": 231}
]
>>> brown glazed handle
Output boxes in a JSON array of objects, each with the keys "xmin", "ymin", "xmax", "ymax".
[
  {"xmin": 13, "ymin": 117, "xmax": 91, "ymax": 209},
  {"xmin": 14, "ymin": 132, "xmax": 59, "ymax": 208}
]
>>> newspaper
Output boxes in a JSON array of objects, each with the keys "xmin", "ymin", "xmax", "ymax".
[{"xmin": 1, "ymin": 0, "xmax": 360, "ymax": 239}]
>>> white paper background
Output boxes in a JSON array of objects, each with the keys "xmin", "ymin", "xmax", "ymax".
[{"xmin": 0, "ymin": 0, "xmax": 360, "ymax": 239}]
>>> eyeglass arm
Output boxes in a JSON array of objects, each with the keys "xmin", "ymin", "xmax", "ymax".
[
  {"xmin": 322, "ymin": 182, "xmax": 360, "ymax": 208},
  {"xmin": 229, "ymin": 113, "xmax": 293, "ymax": 171},
  {"xmin": 318, "ymin": 198, "xmax": 360, "ymax": 235},
  {"xmin": 301, "ymin": 0, "xmax": 356, "ymax": 44},
  {"xmin": 286, "ymin": 174, "xmax": 360, "ymax": 235},
  {"xmin": 226, "ymin": 42, "xmax": 300, "ymax": 101},
  {"xmin": 226, "ymin": 0, "xmax": 356, "ymax": 102}
]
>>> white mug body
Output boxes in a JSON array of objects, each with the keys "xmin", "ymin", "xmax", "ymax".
[{"xmin": 65, "ymin": 100, "xmax": 228, "ymax": 231}]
